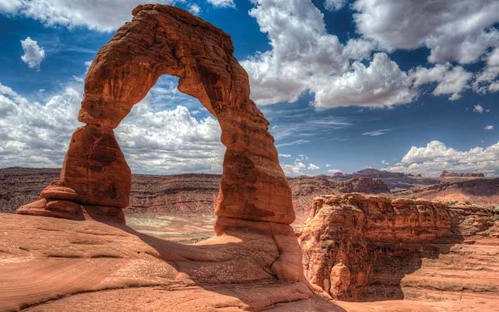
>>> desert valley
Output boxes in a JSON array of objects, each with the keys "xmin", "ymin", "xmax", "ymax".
[
  {"xmin": 1, "ymin": 166, "xmax": 498, "ymax": 311},
  {"xmin": 0, "ymin": 1, "xmax": 498, "ymax": 312}
]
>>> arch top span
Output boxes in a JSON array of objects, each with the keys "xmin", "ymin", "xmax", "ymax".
[
  {"xmin": 80, "ymin": 4, "xmax": 259, "ymax": 129},
  {"xmin": 17, "ymin": 4, "xmax": 295, "ymax": 225}
]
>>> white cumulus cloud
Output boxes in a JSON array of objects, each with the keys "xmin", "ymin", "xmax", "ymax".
[
  {"xmin": 206, "ymin": 0, "xmax": 235, "ymax": 8},
  {"xmin": 281, "ymin": 154, "xmax": 322, "ymax": 176},
  {"xmin": 387, "ymin": 140, "xmax": 499, "ymax": 176},
  {"xmin": 20, "ymin": 37, "xmax": 45, "ymax": 69},
  {"xmin": 0, "ymin": 0, "xmax": 176, "ymax": 31},
  {"xmin": 473, "ymin": 47, "xmax": 499, "ymax": 93},
  {"xmin": 410, "ymin": 64, "xmax": 472, "ymax": 100},
  {"xmin": 353, "ymin": 0, "xmax": 499, "ymax": 64},
  {"xmin": 242, "ymin": 0, "xmax": 416, "ymax": 108},
  {"xmin": 0, "ymin": 0, "xmax": 22, "ymax": 13},
  {"xmin": 0, "ymin": 78, "xmax": 224, "ymax": 174},
  {"xmin": 313, "ymin": 53, "xmax": 416, "ymax": 108},
  {"xmin": 473, "ymin": 104, "xmax": 485, "ymax": 113},
  {"xmin": 0, "ymin": 82, "xmax": 82, "ymax": 167},
  {"xmin": 343, "ymin": 38, "xmax": 377, "ymax": 60},
  {"xmin": 324, "ymin": 0, "xmax": 346, "ymax": 11},
  {"xmin": 308, "ymin": 163, "xmax": 320, "ymax": 170},
  {"xmin": 242, "ymin": 0, "xmax": 349, "ymax": 105},
  {"xmin": 282, "ymin": 161, "xmax": 307, "ymax": 176},
  {"xmin": 188, "ymin": 4, "xmax": 201, "ymax": 15}
]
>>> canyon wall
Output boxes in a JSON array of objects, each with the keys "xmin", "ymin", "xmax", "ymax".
[
  {"xmin": 1, "ymin": 168, "xmax": 390, "ymax": 217},
  {"xmin": 299, "ymin": 194, "xmax": 497, "ymax": 301},
  {"xmin": 440, "ymin": 170, "xmax": 485, "ymax": 178}
]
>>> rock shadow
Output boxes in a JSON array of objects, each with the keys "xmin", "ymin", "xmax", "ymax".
[
  {"xmin": 359, "ymin": 235, "xmax": 465, "ymax": 301},
  {"xmin": 108, "ymin": 220, "xmax": 347, "ymax": 312}
]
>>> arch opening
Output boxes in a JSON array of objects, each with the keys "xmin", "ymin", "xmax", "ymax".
[{"xmin": 116, "ymin": 75, "xmax": 224, "ymax": 176}]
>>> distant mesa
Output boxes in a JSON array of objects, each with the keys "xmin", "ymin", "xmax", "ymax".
[
  {"xmin": 4, "ymin": 167, "xmax": 497, "ymax": 217},
  {"xmin": 440, "ymin": 170, "xmax": 485, "ymax": 178}
]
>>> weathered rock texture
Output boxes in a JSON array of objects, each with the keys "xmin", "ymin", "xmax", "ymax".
[
  {"xmin": 289, "ymin": 176, "xmax": 389, "ymax": 224},
  {"xmin": 4, "ymin": 168, "xmax": 392, "ymax": 219},
  {"xmin": 0, "ymin": 213, "xmax": 341, "ymax": 312},
  {"xmin": 299, "ymin": 194, "xmax": 497, "ymax": 302},
  {"xmin": 16, "ymin": 4, "xmax": 294, "ymax": 225}
]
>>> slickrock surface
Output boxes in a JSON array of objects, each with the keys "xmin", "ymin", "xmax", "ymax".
[
  {"xmin": 16, "ymin": 4, "xmax": 294, "ymax": 224},
  {"xmin": 299, "ymin": 194, "xmax": 498, "ymax": 309},
  {"xmin": 0, "ymin": 213, "xmax": 345, "ymax": 312}
]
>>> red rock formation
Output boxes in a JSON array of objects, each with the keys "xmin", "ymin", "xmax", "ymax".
[
  {"xmin": 0, "ymin": 213, "xmax": 335, "ymax": 311},
  {"xmin": 336, "ymin": 177, "xmax": 389, "ymax": 194},
  {"xmin": 299, "ymin": 194, "xmax": 496, "ymax": 301},
  {"xmin": 17, "ymin": 4, "xmax": 294, "ymax": 225}
]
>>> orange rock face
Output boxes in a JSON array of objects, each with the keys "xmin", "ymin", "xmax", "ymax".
[
  {"xmin": 0, "ymin": 213, "xmax": 324, "ymax": 311},
  {"xmin": 17, "ymin": 4, "xmax": 294, "ymax": 225},
  {"xmin": 299, "ymin": 193, "xmax": 496, "ymax": 301}
]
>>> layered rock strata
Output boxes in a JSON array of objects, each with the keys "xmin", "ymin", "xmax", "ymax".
[
  {"xmin": 440, "ymin": 170, "xmax": 485, "ymax": 178},
  {"xmin": 299, "ymin": 194, "xmax": 496, "ymax": 301},
  {"xmin": 17, "ymin": 4, "xmax": 294, "ymax": 225}
]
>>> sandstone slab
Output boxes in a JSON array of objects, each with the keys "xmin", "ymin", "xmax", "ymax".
[{"xmin": 0, "ymin": 213, "xmax": 336, "ymax": 312}]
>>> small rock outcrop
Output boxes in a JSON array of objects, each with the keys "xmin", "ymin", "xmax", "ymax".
[
  {"xmin": 299, "ymin": 194, "xmax": 496, "ymax": 301},
  {"xmin": 336, "ymin": 177, "xmax": 389, "ymax": 194},
  {"xmin": 17, "ymin": 4, "xmax": 294, "ymax": 226}
]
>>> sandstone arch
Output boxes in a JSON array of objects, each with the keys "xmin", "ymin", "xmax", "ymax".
[{"xmin": 17, "ymin": 5, "xmax": 295, "ymax": 226}]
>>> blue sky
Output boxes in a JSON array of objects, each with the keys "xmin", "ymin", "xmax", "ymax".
[{"xmin": 0, "ymin": 0, "xmax": 498, "ymax": 176}]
